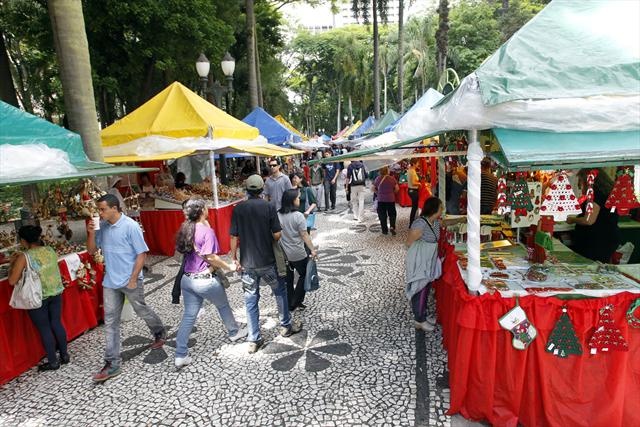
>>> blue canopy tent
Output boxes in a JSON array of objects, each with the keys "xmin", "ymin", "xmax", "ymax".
[
  {"xmin": 242, "ymin": 107, "xmax": 302, "ymax": 147},
  {"xmin": 350, "ymin": 116, "xmax": 376, "ymax": 139}
]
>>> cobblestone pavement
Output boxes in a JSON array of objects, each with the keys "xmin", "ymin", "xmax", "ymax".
[{"xmin": 0, "ymin": 189, "xmax": 483, "ymax": 427}]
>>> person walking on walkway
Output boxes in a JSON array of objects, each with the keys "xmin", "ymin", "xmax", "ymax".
[
  {"xmin": 372, "ymin": 166, "xmax": 399, "ymax": 235},
  {"xmin": 9, "ymin": 225, "xmax": 69, "ymax": 371},
  {"xmin": 291, "ymin": 173, "xmax": 317, "ymax": 234},
  {"xmin": 87, "ymin": 194, "xmax": 166, "ymax": 382},
  {"xmin": 230, "ymin": 175, "xmax": 301, "ymax": 354},
  {"xmin": 173, "ymin": 198, "xmax": 247, "ymax": 368},
  {"xmin": 310, "ymin": 161, "xmax": 325, "ymax": 211},
  {"xmin": 322, "ymin": 151, "xmax": 340, "ymax": 211},
  {"xmin": 407, "ymin": 159, "xmax": 421, "ymax": 225},
  {"xmin": 347, "ymin": 160, "xmax": 367, "ymax": 222},
  {"xmin": 278, "ymin": 189, "xmax": 318, "ymax": 312},
  {"xmin": 264, "ymin": 158, "xmax": 293, "ymax": 212}
]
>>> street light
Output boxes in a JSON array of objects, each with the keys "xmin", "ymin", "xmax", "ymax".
[{"xmin": 195, "ymin": 53, "xmax": 210, "ymax": 98}]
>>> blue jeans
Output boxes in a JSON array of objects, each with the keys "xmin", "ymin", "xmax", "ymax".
[
  {"xmin": 176, "ymin": 274, "xmax": 240, "ymax": 358},
  {"xmin": 242, "ymin": 265, "xmax": 291, "ymax": 342},
  {"xmin": 28, "ymin": 294, "xmax": 67, "ymax": 365}
]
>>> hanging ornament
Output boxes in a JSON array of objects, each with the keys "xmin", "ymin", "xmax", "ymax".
[
  {"xmin": 507, "ymin": 172, "xmax": 534, "ymax": 218},
  {"xmin": 588, "ymin": 304, "xmax": 629, "ymax": 354},
  {"xmin": 499, "ymin": 298, "xmax": 537, "ymax": 350},
  {"xmin": 585, "ymin": 169, "xmax": 599, "ymax": 218},
  {"xmin": 496, "ymin": 177, "xmax": 511, "ymax": 215},
  {"xmin": 627, "ymin": 298, "xmax": 640, "ymax": 329},
  {"xmin": 605, "ymin": 167, "xmax": 640, "ymax": 216},
  {"xmin": 540, "ymin": 172, "xmax": 582, "ymax": 221},
  {"xmin": 546, "ymin": 307, "xmax": 583, "ymax": 358}
]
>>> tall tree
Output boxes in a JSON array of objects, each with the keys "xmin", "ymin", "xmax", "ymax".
[
  {"xmin": 246, "ymin": 0, "xmax": 259, "ymax": 109},
  {"xmin": 397, "ymin": 0, "xmax": 405, "ymax": 113},
  {"xmin": 47, "ymin": 0, "xmax": 102, "ymax": 161},
  {"xmin": 435, "ymin": 0, "xmax": 449, "ymax": 76}
]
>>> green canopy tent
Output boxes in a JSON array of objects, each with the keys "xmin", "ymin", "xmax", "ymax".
[
  {"xmin": 0, "ymin": 101, "xmax": 154, "ymax": 186},
  {"xmin": 362, "ymin": 110, "xmax": 399, "ymax": 137}
]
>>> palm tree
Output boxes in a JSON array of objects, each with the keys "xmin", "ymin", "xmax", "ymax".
[
  {"xmin": 397, "ymin": 0, "xmax": 405, "ymax": 113},
  {"xmin": 435, "ymin": 0, "xmax": 449, "ymax": 75},
  {"xmin": 246, "ymin": 0, "xmax": 259, "ymax": 109},
  {"xmin": 403, "ymin": 16, "xmax": 437, "ymax": 97},
  {"xmin": 47, "ymin": 0, "xmax": 102, "ymax": 161}
]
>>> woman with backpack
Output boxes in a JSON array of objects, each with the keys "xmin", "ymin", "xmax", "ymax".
[
  {"xmin": 278, "ymin": 189, "xmax": 318, "ymax": 312},
  {"xmin": 8, "ymin": 225, "xmax": 69, "ymax": 371}
]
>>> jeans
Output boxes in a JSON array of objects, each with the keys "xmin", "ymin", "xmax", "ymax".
[
  {"xmin": 408, "ymin": 189, "xmax": 420, "ymax": 225},
  {"xmin": 350, "ymin": 185, "xmax": 366, "ymax": 221},
  {"xmin": 411, "ymin": 284, "xmax": 431, "ymax": 322},
  {"xmin": 103, "ymin": 280, "xmax": 165, "ymax": 368},
  {"xmin": 323, "ymin": 181, "xmax": 337, "ymax": 209},
  {"xmin": 312, "ymin": 183, "xmax": 324, "ymax": 210},
  {"xmin": 377, "ymin": 201, "xmax": 397, "ymax": 233},
  {"xmin": 242, "ymin": 265, "xmax": 291, "ymax": 342},
  {"xmin": 286, "ymin": 257, "xmax": 308, "ymax": 310},
  {"xmin": 175, "ymin": 274, "xmax": 240, "ymax": 358},
  {"xmin": 28, "ymin": 294, "xmax": 67, "ymax": 365}
]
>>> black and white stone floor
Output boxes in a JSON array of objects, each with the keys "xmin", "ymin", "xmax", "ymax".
[{"xmin": 0, "ymin": 190, "xmax": 484, "ymax": 426}]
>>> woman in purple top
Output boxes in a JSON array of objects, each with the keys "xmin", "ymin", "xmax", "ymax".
[
  {"xmin": 173, "ymin": 198, "xmax": 247, "ymax": 368},
  {"xmin": 373, "ymin": 166, "xmax": 400, "ymax": 235}
]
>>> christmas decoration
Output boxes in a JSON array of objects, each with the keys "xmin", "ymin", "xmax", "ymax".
[
  {"xmin": 605, "ymin": 167, "xmax": 640, "ymax": 216},
  {"xmin": 588, "ymin": 304, "xmax": 629, "ymax": 354},
  {"xmin": 496, "ymin": 177, "xmax": 511, "ymax": 215},
  {"xmin": 509, "ymin": 182, "xmax": 541, "ymax": 228},
  {"xmin": 627, "ymin": 298, "xmax": 640, "ymax": 329},
  {"xmin": 508, "ymin": 173, "xmax": 533, "ymax": 217},
  {"xmin": 585, "ymin": 170, "xmax": 598, "ymax": 217},
  {"xmin": 499, "ymin": 300, "xmax": 537, "ymax": 350},
  {"xmin": 546, "ymin": 307, "xmax": 583, "ymax": 358},
  {"xmin": 540, "ymin": 172, "xmax": 582, "ymax": 221}
]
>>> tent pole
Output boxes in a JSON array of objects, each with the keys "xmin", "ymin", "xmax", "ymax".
[
  {"xmin": 438, "ymin": 134, "xmax": 446, "ymax": 211},
  {"xmin": 256, "ymin": 156, "xmax": 260, "ymax": 174},
  {"xmin": 210, "ymin": 150, "xmax": 219, "ymax": 209},
  {"xmin": 466, "ymin": 129, "xmax": 483, "ymax": 293}
]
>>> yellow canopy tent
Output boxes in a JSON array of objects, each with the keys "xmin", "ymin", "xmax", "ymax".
[
  {"xmin": 274, "ymin": 115, "xmax": 307, "ymax": 141},
  {"xmin": 341, "ymin": 120, "xmax": 362, "ymax": 139}
]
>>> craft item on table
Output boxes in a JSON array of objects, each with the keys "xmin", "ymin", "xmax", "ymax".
[
  {"xmin": 482, "ymin": 279, "xmax": 509, "ymax": 292},
  {"xmin": 496, "ymin": 177, "xmax": 511, "ymax": 215},
  {"xmin": 489, "ymin": 272, "xmax": 510, "ymax": 279},
  {"xmin": 588, "ymin": 304, "xmax": 628, "ymax": 354},
  {"xmin": 573, "ymin": 282, "xmax": 605, "ymax": 290},
  {"xmin": 524, "ymin": 287, "xmax": 571, "ymax": 294},
  {"xmin": 540, "ymin": 172, "xmax": 582, "ymax": 222},
  {"xmin": 499, "ymin": 299, "xmax": 537, "ymax": 350},
  {"xmin": 61, "ymin": 253, "xmax": 82, "ymax": 281},
  {"xmin": 627, "ymin": 298, "xmax": 640, "ymax": 329},
  {"xmin": 491, "ymin": 257, "xmax": 507, "ymax": 270},
  {"xmin": 525, "ymin": 265, "xmax": 548, "ymax": 282},
  {"xmin": 605, "ymin": 167, "xmax": 640, "ymax": 216},
  {"xmin": 533, "ymin": 230, "xmax": 553, "ymax": 264},
  {"xmin": 584, "ymin": 169, "xmax": 598, "ymax": 218},
  {"xmin": 546, "ymin": 307, "xmax": 583, "ymax": 358}
]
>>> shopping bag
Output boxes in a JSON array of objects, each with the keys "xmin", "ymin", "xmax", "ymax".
[{"xmin": 10, "ymin": 253, "xmax": 43, "ymax": 309}]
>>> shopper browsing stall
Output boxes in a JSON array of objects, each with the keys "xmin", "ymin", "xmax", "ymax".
[{"xmin": 373, "ymin": 166, "xmax": 399, "ymax": 235}]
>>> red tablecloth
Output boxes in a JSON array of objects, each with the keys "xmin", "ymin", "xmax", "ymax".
[
  {"xmin": 434, "ymin": 244, "xmax": 640, "ymax": 427},
  {"xmin": 139, "ymin": 202, "xmax": 239, "ymax": 256},
  {"xmin": 0, "ymin": 252, "xmax": 104, "ymax": 385},
  {"xmin": 397, "ymin": 183, "xmax": 432, "ymax": 208}
]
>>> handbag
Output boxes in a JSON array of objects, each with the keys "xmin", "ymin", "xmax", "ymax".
[
  {"xmin": 304, "ymin": 257, "xmax": 320, "ymax": 292},
  {"xmin": 10, "ymin": 252, "xmax": 43, "ymax": 309}
]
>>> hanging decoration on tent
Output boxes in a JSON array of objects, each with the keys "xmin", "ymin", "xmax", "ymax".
[
  {"xmin": 499, "ymin": 298, "xmax": 537, "ymax": 350},
  {"xmin": 496, "ymin": 177, "xmax": 511, "ymax": 215},
  {"xmin": 605, "ymin": 167, "xmax": 640, "ymax": 216},
  {"xmin": 627, "ymin": 298, "xmax": 640, "ymax": 329},
  {"xmin": 540, "ymin": 172, "xmax": 582, "ymax": 221},
  {"xmin": 546, "ymin": 307, "xmax": 583, "ymax": 358},
  {"xmin": 508, "ymin": 173, "xmax": 534, "ymax": 218},
  {"xmin": 588, "ymin": 304, "xmax": 628, "ymax": 355},
  {"xmin": 584, "ymin": 169, "xmax": 599, "ymax": 217}
]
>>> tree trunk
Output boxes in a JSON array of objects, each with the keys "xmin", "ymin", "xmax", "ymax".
[
  {"xmin": 348, "ymin": 95, "xmax": 353, "ymax": 126},
  {"xmin": 0, "ymin": 33, "xmax": 19, "ymax": 107},
  {"xmin": 383, "ymin": 71, "xmax": 388, "ymax": 114},
  {"xmin": 336, "ymin": 87, "xmax": 341, "ymax": 134},
  {"xmin": 246, "ymin": 0, "xmax": 259, "ymax": 109},
  {"xmin": 436, "ymin": 0, "xmax": 449, "ymax": 76},
  {"xmin": 372, "ymin": 0, "xmax": 381, "ymax": 119},
  {"xmin": 253, "ymin": 11, "xmax": 264, "ymax": 108},
  {"xmin": 397, "ymin": 0, "xmax": 405, "ymax": 113},
  {"xmin": 48, "ymin": 0, "xmax": 103, "ymax": 161}
]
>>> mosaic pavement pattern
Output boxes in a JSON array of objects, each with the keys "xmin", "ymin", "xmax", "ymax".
[{"xmin": 0, "ymin": 187, "xmax": 483, "ymax": 426}]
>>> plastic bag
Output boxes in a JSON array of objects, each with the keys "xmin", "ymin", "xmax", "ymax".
[
  {"xmin": 0, "ymin": 144, "xmax": 77, "ymax": 179},
  {"xmin": 611, "ymin": 242, "xmax": 635, "ymax": 265}
]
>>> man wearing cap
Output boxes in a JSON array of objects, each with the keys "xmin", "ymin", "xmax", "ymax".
[
  {"xmin": 263, "ymin": 158, "xmax": 293, "ymax": 211},
  {"xmin": 230, "ymin": 175, "xmax": 301, "ymax": 353}
]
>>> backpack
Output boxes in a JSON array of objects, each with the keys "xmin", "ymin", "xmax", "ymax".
[{"xmin": 350, "ymin": 166, "xmax": 366, "ymax": 186}]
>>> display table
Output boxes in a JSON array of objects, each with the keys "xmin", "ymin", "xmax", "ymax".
[
  {"xmin": 139, "ymin": 201, "xmax": 240, "ymax": 256},
  {"xmin": 396, "ymin": 183, "xmax": 431, "ymax": 208},
  {"xmin": 0, "ymin": 251, "xmax": 104, "ymax": 385},
  {"xmin": 434, "ymin": 244, "xmax": 640, "ymax": 427}
]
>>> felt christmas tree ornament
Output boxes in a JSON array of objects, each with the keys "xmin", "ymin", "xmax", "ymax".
[
  {"xmin": 507, "ymin": 173, "xmax": 533, "ymax": 218},
  {"xmin": 546, "ymin": 307, "xmax": 582, "ymax": 358},
  {"xmin": 499, "ymin": 299, "xmax": 537, "ymax": 350},
  {"xmin": 540, "ymin": 172, "xmax": 582, "ymax": 221},
  {"xmin": 588, "ymin": 304, "xmax": 629, "ymax": 354},
  {"xmin": 496, "ymin": 177, "xmax": 511, "ymax": 215},
  {"xmin": 605, "ymin": 167, "xmax": 640, "ymax": 216}
]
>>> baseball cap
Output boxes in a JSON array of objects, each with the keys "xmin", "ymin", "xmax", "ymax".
[{"xmin": 245, "ymin": 174, "xmax": 264, "ymax": 190}]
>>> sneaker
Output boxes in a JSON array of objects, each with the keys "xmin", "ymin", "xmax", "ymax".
[
  {"xmin": 426, "ymin": 315, "xmax": 437, "ymax": 326},
  {"xmin": 415, "ymin": 321, "xmax": 435, "ymax": 332},
  {"xmin": 297, "ymin": 303, "xmax": 307, "ymax": 311},
  {"xmin": 390, "ymin": 228, "xmax": 397, "ymax": 236},
  {"xmin": 92, "ymin": 362, "xmax": 121, "ymax": 383},
  {"xmin": 38, "ymin": 362, "xmax": 60, "ymax": 372},
  {"xmin": 175, "ymin": 355, "xmax": 192, "ymax": 369},
  {"xmin": 279, "ymin": 321, "xmax": 303, "ymax": 337},
  {"xmin": 229, "ymin": 326, "xmax": 248, "ymax": 342},
  {"xmin": 197, "ymin": 307, "xmax": 206, "ymax": 319},
  {"xmin": 248, "ymin": 339, "xmax": 264, "ymax": 354},
  {"xmin": 59, "ymin": 353, "xmax": 71, "ymax": 365},
  {"xmin": 151, "ymin": 330, "xmax": 166, "ymax": 349}
]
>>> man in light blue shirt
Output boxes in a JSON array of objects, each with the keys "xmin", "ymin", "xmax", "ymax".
[{"xmin": 87, "ymin": 194, "xmax": 165, "ymax": 382}]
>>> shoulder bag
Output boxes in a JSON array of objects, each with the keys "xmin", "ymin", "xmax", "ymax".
[{"xmin": 10, "ymin": 252, "xmax": 43, "ymax": 309}]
